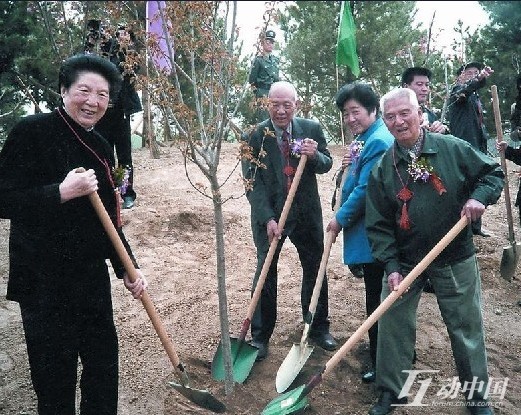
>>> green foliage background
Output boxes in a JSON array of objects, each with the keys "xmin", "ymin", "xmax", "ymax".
[{"xmin": 1, "ymin": 1, "xmax": 520, "ymax": 146}]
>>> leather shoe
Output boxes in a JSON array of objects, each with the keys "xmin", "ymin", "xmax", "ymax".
[
  {"xmin": 250, "ymin": 340, "xmax": 268, "ymax": 362},
  {"xmin": 122, "ymin": 196, "xmax": 135, "ymax": 209},
  {"xmin": 309, "ymin": 331, "xmax": 338, "ymax": 351},
  {"xmin": 369, "ymin": 391, "xmax": 407, "ymax": 415},
  {"xmin": 361, "ymin": 369, "xmax": 376, "ymax": 383},
  {"xmin": 467, "ymin": 399, "xmax": 494, "ymax": 414}
]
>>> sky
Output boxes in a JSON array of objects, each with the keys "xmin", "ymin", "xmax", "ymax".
[{"xmin": 235, "ymin": 1, "xmax": 490, "ymax": 58}]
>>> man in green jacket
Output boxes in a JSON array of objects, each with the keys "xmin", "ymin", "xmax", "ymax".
[
  {"xmin": 365, "ymin": 88, "xmax": 503, "ymax": 415},
  {"xmin": 249, "ymin": 29, "xmax": 280, "ymax": 122}
]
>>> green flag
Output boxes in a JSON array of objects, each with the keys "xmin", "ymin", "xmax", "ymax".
[{"xmin": 336, "ymin": 1, "xmax": 360, "ymax": 76}]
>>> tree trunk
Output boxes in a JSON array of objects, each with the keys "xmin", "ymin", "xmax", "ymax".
[{"xmin": 209, "ymin": 175, "xmax": 234, "ymax": 393}]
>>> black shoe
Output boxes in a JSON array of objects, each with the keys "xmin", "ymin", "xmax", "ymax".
[
  {"xmin": 467, "ymin": 399, "xmax": 494, "ymax": 414},
  {"xmin": 122, "ymin": 196, "xmax": 135, "ymax": 209},
  {"xmin": 250, "ymin": 340, "xmax": 268, "ymax": 362},
  {"xmin": 362, "ymin": 369, "xmax": 376, "ymax": 383},
  {"xmin": 349, "ymin": 264, "xmax": 364, "ymax": 278},
  {"xmin": 368, "ymin": 391, "xmax": 407, "ymax": 415},
  {"xmin": 309, "ymin": 331, "xmax": 338, "ymax": 351}
]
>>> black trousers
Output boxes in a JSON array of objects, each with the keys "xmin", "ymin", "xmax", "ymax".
[
  {"xmin": 19, "ymin": 261, "xmax": 118, "ymax": 415},
  {"xmin": 362, "ymin": 262, "xmax": 384, "ymax": 367},
  {"xmin": 251, "ymin": 220, "xmax": 330, "ymax": 343}
]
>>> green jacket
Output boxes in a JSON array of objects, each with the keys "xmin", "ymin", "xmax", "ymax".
[
  {"xmin": 248, "ymin": 54, "xmax": 280, "ymax": 97},
  {"xmin": 366, "ymin": 131, "xmax": 504, "ymax": 275}
]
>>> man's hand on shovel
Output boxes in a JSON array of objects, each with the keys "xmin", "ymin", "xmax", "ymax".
[
  {"xmin": 460, "ymin": 198, "xmax": 486, "ymax": 223},
  {"xmin": 266, "ymin": 218, "xmax": 282, "ymax": 243}
]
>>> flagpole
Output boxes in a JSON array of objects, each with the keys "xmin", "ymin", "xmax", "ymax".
[{"xmin": 336, "ymin": 65, "xmax": 345, "ymax": 146}]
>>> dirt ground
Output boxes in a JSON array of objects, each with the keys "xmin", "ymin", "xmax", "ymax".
[{"xmin": 1, "ymin": 142, "xmax": 520, "ymax": 415}]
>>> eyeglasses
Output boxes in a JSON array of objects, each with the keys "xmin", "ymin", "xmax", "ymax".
[{"xmin": 269, "ymin": 102, "xmax": 294, "ymax": 111}]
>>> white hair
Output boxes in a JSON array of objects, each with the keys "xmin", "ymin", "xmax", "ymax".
[
  {"xmin": 268, "ymin": 81, "xmax": 298, "ymax": 101},
  {"xmin": 380, "ymin": 88, "xmax": 419, "ymax": 113}
]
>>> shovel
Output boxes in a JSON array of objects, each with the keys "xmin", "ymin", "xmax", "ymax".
[
  {"xmin": 212, "ymin": 155, "xmax": 308, "ymax": 383},
  {"xmin": 275, "ymin": 168, "xmax": 348, "ymax": 393},
  {"xmin": 88, "ymin": 191, "xmax": 226, "ymax": 413},
  {"xmin": 492, "ymin": 85, "xmax": 520, "ymax": 281},
  {"xmin": 262, "ymin": 216, "xmax": 469, "ymax": 415}
]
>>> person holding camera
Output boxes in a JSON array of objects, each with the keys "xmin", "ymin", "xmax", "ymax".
[
  {"xmin": 447, "ymin": 61, "xmax": 494, "ymax": 237},
  {"xmin": 86, "ymin": 22, "xmax": 142, "ymax": 210}
]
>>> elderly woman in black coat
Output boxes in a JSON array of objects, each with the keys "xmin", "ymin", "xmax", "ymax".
[{"xmin": 0, "ymin": 54, "xmax": 147, "ymax": 415}]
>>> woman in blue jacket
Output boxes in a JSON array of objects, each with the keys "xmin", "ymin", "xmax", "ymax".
[{"xmin": 326, "ymin": 83, "xmax": 394, "ymax": 383}]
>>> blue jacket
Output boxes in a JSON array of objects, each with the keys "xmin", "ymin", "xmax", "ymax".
[{"xmin": 336, "ymin": 118, "xmax": 394, "ymax": 265}]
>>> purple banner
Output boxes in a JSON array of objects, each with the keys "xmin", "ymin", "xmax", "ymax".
[{"xmin": 146, "ymin": 1, "xmax": 172, "ymax": 72}]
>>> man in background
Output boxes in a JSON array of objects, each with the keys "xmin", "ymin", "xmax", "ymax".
[
  {"xmin": 447, "ymin": 61, "xmax": 494, "ymax": 236},
  {"xmin": 401, "ymin": 66, "xmax": 447, "ymax": 134},
  {"xmin": 248, "ymin": 29, "xmax": 280, "ymax": 122},
  {"xmin": 86, "ymin": 21, "xmax": 142, "ymax": 210}
]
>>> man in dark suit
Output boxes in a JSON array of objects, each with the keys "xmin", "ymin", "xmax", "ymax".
[{"xmin": 242, "ymin": 81, "xmax": 336, "ymax": 361}]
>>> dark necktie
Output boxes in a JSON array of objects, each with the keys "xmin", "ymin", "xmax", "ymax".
[
  {"xmin": 281, "ymin": 130, "xmax": 290, "ymax": 160},
  {"xmin": 281, "ymin": 130, "xmax": 294, "ymax": 193}
]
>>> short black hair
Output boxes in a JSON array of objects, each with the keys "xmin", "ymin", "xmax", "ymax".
[
  {"xmin": 401, "ymin": 67, "xmax": 432, "ymax": 86},
  {"xmin": 456, "ymin": 61, "xmax": 483, "ymax": 75},
  {"xmin": 58, "ymin": 54, "xmax": 122, "ymax": 98},
  {"xmin": 335, "ymin": 82, "xmax": 379, "ymax": 115}
]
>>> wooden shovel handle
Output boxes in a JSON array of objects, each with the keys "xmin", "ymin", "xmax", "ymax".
[
  {"xmin": 242, "ymin": 155, "xmax": 308, "ymax": 337},
  {"xmin": 306, "ymin": 168, "xmax": 348, "ymax": 321},
  {"xmin": 89, "ymin": 192, "xmax": 183, "ymax": 370},
  {"xmin": 491, "ymin": 85, "xmax": 516, "ymax": 243},
  {"xmin": 322, "ymin": 216, "xmax": 469, "ymax": 377}
]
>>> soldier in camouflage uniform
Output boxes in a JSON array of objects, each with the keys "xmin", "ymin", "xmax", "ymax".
[{"xmin": 249, "ymin": 29, "xmax": 280, "ymax": 122}]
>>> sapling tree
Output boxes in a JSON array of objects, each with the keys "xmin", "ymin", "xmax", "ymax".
[{"xmin": 145, "ymin": 0, "xmax": 279, "ymax": 393}]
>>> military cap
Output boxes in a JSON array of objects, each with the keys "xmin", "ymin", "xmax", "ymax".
[{"xmin": 264, "ymin": 30, "xmax": 276, "ymax": 40}]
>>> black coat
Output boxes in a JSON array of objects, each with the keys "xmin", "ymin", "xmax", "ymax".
[
  {"xmin": 243, "ymin": 117, "xmax": 333, "ymax": 239},
  {"xmin": 447, "ymin": 78, "xmax": 489, "ymax": 153},
  {"xmin": 0, "ymin": 108, "xmax": 135, "ymax": 303}
]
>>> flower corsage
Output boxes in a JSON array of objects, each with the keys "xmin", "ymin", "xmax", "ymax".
[
  {"xmin": 348, "ymin": 139, "xmax": 364, "ymax": 170},
  {"xmin": 113, "ymin": 165, "xmax": 131, "ymax": 194},
  {"xmin": 407, "ymin": 156, "xmax": 446, "ymax": 195}
]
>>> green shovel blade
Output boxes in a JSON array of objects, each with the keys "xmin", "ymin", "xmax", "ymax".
[
  {"xmin": 211, "ymin": 337, "xmax": 259, "ymax": 383},
  {"xmin": 261, "ymin": 384, "xmax": 309, "ymax": 415}
]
